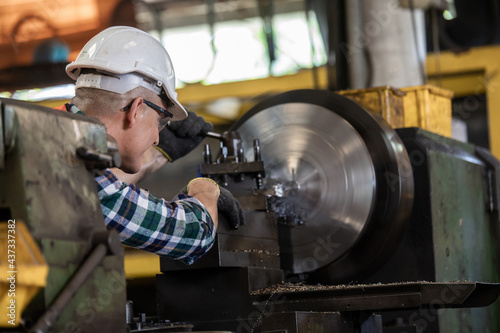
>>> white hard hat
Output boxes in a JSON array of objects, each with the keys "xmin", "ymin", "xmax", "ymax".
[{"xmin": 66, "ymin": 26, "xmax": 187, "ymax": 121}]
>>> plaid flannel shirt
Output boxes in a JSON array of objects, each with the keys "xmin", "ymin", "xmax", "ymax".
[
  {"xmin": 57, "ymin": 103, "xmax": 215, "ymax": 264},
  {"xmin": 96, "ymin": 170, "xmax": 216, "ymax": 265}
]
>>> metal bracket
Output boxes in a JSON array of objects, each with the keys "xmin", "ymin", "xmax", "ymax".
[{"xmin": 76, "ymin": 144, "xmax": 121, "ymax": 174}]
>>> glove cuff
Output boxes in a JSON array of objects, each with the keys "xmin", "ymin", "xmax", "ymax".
[
  {"xmin": 187, "ymin": 177, "xmax": 220, "ymax": 195},
  {"xmin": 154, "ymin": 146, "xmax": 173, "ymax": 162}
]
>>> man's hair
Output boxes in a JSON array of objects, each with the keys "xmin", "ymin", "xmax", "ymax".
[{"xmin": 71, "ymin": 86, "xmax": 158, "ymax": 118}]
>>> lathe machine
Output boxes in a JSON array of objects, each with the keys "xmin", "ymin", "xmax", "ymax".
[{"xmin": 0, "ymin": 89, "xmax": 499, "ymax": 333}]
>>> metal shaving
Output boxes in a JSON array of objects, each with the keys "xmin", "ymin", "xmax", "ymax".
[
  {"xmin": 251, "ymin": 281, "xmax": 434, "ymax": 296},
  {"xmin": 224, "ymin": 249, "xmax": 279, "ymax": 256}
]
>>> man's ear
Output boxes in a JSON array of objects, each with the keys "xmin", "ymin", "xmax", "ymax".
[{"xmin": 125, "ymin": 97, "xmax": 144, "ymax": 129}]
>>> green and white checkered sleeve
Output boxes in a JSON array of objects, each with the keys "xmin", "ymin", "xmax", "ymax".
[{"xmin": 95, "ymin": 170, "xmax": 216, "ymax": 265}]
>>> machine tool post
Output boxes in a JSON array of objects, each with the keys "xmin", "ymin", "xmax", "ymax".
[
  {"xmin": 254, "ymin": 139, "xmax": 262, "ymax": 162},
  {"xmin": 256, "ymin": 171, "xmax": 263, "ymax": 189},
  {"xmin": 254, "ymin": 139, "xmax": 264, "ymax": 189},
  {"xmin": 221, "ymin": 146, "xmax": 228, "ymax": 163},
  {"xmin": 203, "ymin": 144, "xmax": 212, "ymax": 164},
  {"xmin": 238, "ymin": 147, "xmax": 245, "ymax": 162},
  {"xmin": 238, "ymin": 147, "xmax": 245, "ymax": 181},
  {"xmin": 221, "ymin": 131, "xmax": 243, "ymax": 159},
  {"xmin": 220, "ymin": 146, "xmax": 229, "ymax": 186}
]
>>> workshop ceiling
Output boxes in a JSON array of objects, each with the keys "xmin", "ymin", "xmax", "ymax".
[
  {"xmin": 0, "ymin": 0, "xmax": 132, "ymax": 70},
  {"xmin": 0, "ymin": 0, "xmax": 100, "ymax": 46}
]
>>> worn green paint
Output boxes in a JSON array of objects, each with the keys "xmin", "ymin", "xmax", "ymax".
[
  {"xmin": 0, "ymin": 100, "xmax": 126, "ymax": 332},
  {"xmin": 48, "ymin": 256, "xmax": 127, "ymax": 332},
  {"xmin": 425, "ymin": 132, "xmax": 500, "ymax": 333}
]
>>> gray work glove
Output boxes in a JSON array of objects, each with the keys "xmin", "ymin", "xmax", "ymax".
[
  {"xmin": 155, "ymin": 111, "xmax": 213, "ymax": 162},
  {"xmin": 178, "ymin": 179, "xmax": 245, "ymax": 229},
  {"xmin": 218, "ymin": 187, "xmax": 245, "ymax": 229}
]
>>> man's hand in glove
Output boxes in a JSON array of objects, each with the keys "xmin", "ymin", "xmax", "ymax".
[
  {"xmin": 179, "ymin": 178, "xmax": 245, "ymax": 229},
  {"xmin": 217, "ymin": 187, "xmax": 245, "ymax": 229},
  {"xmin": 155, "ymin": 111, "xmax": 213, "ymax": 162}
]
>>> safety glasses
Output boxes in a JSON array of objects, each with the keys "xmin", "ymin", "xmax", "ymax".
[{"xmin": 123, "ymin": 98, "xmax": 173, "ymax": 130}]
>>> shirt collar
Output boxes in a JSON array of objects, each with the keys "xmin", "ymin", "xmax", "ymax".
[{"xmin": 65, "ymin": 103, "xmax": 85, "ymax": 115}]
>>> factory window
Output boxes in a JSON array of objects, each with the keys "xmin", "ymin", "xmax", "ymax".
[
  {"xmin": 4, "ymin": 10, "xmax": 326, "ymax": 101},
  {"xmin": 160, "ymin": 11, "xmax": 326, "ymax": 86},
  {"xmin": 9, "ymin": 84, "xmax": 75, "ymax": 102}
]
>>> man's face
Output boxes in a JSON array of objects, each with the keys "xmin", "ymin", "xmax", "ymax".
[{"xmin": 118, "ymin": 96, "xmax": 169, "ymax": 174}]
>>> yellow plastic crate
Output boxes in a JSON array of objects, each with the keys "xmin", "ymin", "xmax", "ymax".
[
  {"xmin": 338, "ymin": 85, "xmax": 453, "ymax": 137},
  {"xmin": 401, "ymin": 85, "xmax": 453, "ymax": 138},
  {"xmin": 338, "ymin": 86, "xmax": 406, "ymax": 128},
  {"xmin": 0, "ymin": 221, "xmax": 48, "ymax": 327}
]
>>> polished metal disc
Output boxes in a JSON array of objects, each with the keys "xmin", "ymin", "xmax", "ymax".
[
  {"xmin": 232, "ymin": 90, "xmax": 414, "ymax": 283},
  {"xmin": 236, "ymin": 103, "xmax": 376, "ymax": 273}
]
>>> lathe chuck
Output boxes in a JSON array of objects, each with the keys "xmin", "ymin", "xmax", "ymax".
[{"xmin": 231, "ymin": 90, "xmax": 414, "ymax": 283}]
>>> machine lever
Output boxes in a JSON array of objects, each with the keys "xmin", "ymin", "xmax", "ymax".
[
  {"xmin": 77, "ymin": 145, "xmax": 121, "ymax": 172},
  {"xmin": 206, "ymin": 131, "xmax": 223, "ymax": 140},
  {"xmin": 29, "ymin": 231, "xmax": 122, "ymax": 333}
]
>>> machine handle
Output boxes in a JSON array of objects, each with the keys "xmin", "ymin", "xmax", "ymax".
[
  {"xmin": 29, "ymin": 231, "xmax": 121, "ymax": 333},
  {"xmin": 206, "ymin": 131, "xmax": 223, "ymax": 140}
]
